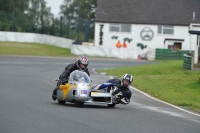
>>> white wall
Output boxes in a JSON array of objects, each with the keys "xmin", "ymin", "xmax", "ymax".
[
  {"xmin": 71, "ymin": 45, "xmax": 137, "ymax": 59},
  {"xmin": 95, "ymin": 22, "xmax": 192, "ymax": 57},
  {"xmin": 0, "ymin": 31, "xmax": 74, "ymax": 49}
]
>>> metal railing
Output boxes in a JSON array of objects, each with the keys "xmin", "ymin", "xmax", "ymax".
[{"xmin": 183, "ymin": 54, "xmax": 194, "ymax": 70}]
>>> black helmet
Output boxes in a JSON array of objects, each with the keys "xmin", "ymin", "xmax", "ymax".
[
  {"xmin": 76, "ymin": 55, "xmax": 89, "ymax": 70},
  {"xmin": 121, "ymin": 73, "xmax": 133, "ymax": 87}
]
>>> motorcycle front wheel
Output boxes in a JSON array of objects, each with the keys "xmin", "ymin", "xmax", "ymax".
[
  {"xmin": 58, "ymin": 100, "xmax": 66, "ymax": 104},
  {"xmin": 74, "ymin": 101, "xmax": 84, "ymax": 107}
]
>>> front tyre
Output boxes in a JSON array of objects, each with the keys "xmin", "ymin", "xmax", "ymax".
[
  {"xmin": 107, "ymin": 103, "xmax": 116, "ymax": 107},
  {"xmin": 74, "ymin": 101, "xmax": 84, "ymax": 107}
]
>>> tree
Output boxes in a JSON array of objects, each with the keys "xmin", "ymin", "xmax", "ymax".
[
  {"xmin": 27, "ymin": 0, "xmax": 53, "ymax": 33},
  {"xmin": 0, "ymin": 0, "xmax": 98, "ymax": 39},
  {"xmin": 0, "ymin": 0, "xmax": 30, "ymax": 31},
  {"xmin": 60, "ymin": 0, "xmax": 97, "ymax": 40},
  {"xmin": 0, "ymin": 0, "xmax": 53, "ymax": 33}
]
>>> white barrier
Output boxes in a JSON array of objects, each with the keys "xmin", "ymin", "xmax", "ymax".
[
  {"xmin": 147, "ymin": 48, "xmax": 156, "ymax": 60},
  {"xmin": 71, "ymin": 45, "xmax": 138, "ymax": 59},
  {"xmin": 0, "ymin": 31, "xmax": 74, "ymax": 49}
]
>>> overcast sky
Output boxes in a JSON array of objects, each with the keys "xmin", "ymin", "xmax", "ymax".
[{"xmin": 46, "ymin": 0, "xmax": 64, "ymax": 15}]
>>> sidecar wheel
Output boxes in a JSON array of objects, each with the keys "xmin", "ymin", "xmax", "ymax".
[
  {"xmin": 107, "ymin": 103, "xmax": 116, "ymax": 107},
  {"xmin": 75, "ymin": 101, "xmax": 84, "ymax": 107},
  {"xmin": 58, "ymin": 100, "xmax": 65, "ymax": 104}
]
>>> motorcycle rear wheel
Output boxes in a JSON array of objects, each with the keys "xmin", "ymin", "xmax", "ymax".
[{"xmin": 107, "ymin": 103, "xmax": 116, "ymax": 107}]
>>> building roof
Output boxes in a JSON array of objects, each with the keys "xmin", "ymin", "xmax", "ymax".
[{"xmin": 95, "ymin": 0, "xmax": 200, "ymax": 25}]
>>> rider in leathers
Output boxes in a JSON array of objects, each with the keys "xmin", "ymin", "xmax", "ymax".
[
  {"xmin": 93, "ymin": 73, "xmax": 133, "ymax": 105},
  {"xmin": 52, "ymin": 55, "xmax": 90, "ymax": 100}
]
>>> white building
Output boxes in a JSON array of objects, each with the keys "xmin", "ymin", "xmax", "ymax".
[{"xmin": 94, "ymin": 0, "xmax": 200, "ymax": 62}]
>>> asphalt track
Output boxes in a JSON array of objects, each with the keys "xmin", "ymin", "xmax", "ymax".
[{"xmin": 0, "ymin": 56, "xmax": 200, "ymax": 133}]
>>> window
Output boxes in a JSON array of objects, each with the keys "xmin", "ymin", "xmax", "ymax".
[
  {"xmin": 109, "ymin": 24, "xmax": 131, "ymax": 33},
  {"xmin": 109, "ymin": 24, "xmax": 120, "ymax": 32},
  {"xmin": 121, "ymin": 24, "xmax": 131, "ymax": 32},
  {"xmin": 158, "ymin": 25, "xmax": 174, "ymax": 35},
  {"xmin": 168, "ymin": 43, "xmax": 182, "ymax": 50}
]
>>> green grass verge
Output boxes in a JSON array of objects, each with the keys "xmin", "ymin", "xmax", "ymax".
[
  {"xmin": 97, "ymin": 60, "xmax": 200, "ymax": 113},
  {"xmin": 0, "ymin": 41, "xmax": 75, "ymax": 57}
]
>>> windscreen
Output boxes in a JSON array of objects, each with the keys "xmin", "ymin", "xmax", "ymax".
[{"xmin": 68, "ymin": 70, "xmax": 90, "ymax": 84}]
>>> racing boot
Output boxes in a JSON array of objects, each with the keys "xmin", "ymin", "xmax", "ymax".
[{"xmin": 52, "ymin": 88, "xmax": 58, "ymax": 101}]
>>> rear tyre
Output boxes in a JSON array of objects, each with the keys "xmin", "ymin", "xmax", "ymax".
[
  {"xmin": 58, "ymin": 100, "xmax": 66, "ymax": 104},
  {"xmin": 107, "ymin": 103, "xmax": 116, "ymax": 107},
  {"xmin": 75, "ymin": 101, "xmax": 84, "ymax": 107}
]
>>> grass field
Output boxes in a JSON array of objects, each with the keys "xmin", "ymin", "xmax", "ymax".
[
  {"xmin": 97, "ymin": 60, "xmax": 200, "ymax": 113},
  {"xmin": 1, "ymin": 41, "xmax": 200, "ymax": 113},
  {"xmin": 0, "ymin": 41, "xmax": 75, "ymax": 57}
]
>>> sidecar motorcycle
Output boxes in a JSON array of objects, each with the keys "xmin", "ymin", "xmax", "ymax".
[{"xmin": 54, "ymin": 70, "xmax": 116, "ymax": 107}]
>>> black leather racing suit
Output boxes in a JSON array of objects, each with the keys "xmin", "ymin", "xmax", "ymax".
[
  {"xmin": 59, "ymin": 62, "xmax": 90, "ymax": 80},
  {"xmin": 52, "ymin": 62, "xmax": 90, "ymax": 97},
  {"xmin": 106, "ymin": 78, "xmax": 132, "ymax": 104}
]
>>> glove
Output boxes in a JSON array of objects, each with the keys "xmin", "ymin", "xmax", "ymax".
[
  {"xmin": 120, "ymin": 97, "xmax": 130, "ymax": 105},
  {"xmin": 60, "ymin": 78, "xmax": 68, "ymax": 84},
  {"xmin": 113, "ymin": 97, "xmax": 121, "ymax": 104},
  {"xmin": 113, "ymin": 92, "xmax": 123, "ymax": 99}
]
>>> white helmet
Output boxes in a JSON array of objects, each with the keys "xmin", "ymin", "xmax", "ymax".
[
  {"xmin": 76, "ymin": 55, "xmax": 89, "ymax": 70},
  {"xmin": 121, "ymin": 73, "xmax": 133, "ymax": 87}
]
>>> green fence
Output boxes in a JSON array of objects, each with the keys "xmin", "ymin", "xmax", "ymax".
[
  {"xmin": 183, "ymin": 54, "xmax": 194, "ymax": 70},
  {"xmin": 155, "ymin": 49, "xmax": 190, "ymax": 60}
]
